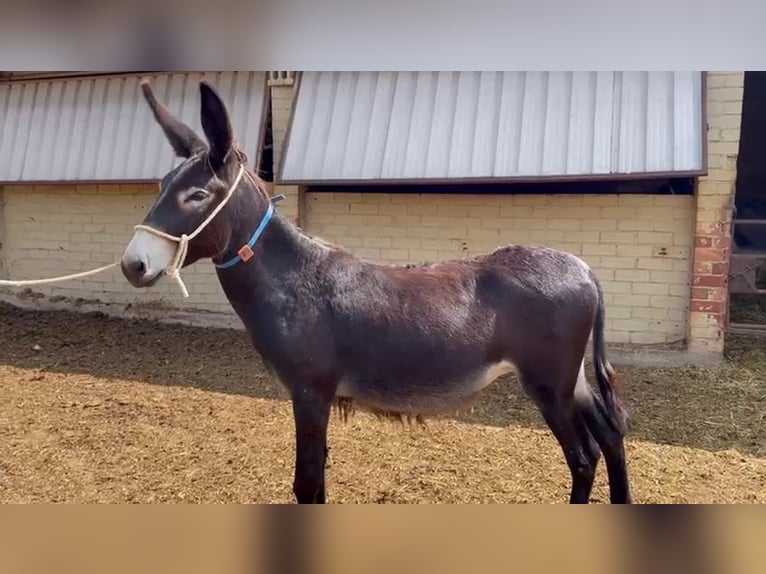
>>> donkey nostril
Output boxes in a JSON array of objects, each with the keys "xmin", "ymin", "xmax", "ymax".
[{"xmin": 123, "ymin": 258, "xmax": 147, "ymax": 278}]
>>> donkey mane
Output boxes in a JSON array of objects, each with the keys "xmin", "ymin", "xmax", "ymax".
[{"xmin": 228, "ymin": 156, "xmax": 351, "ymax": 255}]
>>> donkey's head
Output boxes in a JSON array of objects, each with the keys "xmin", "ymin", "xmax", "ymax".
[{"xmin": 121, "ymin": 79, "xmax": 259, "ymax": 288}]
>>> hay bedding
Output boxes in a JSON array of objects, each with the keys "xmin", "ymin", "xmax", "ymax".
[{"xmin": 0, "ymin": 302, "xmax": 764, "ymax": 503}]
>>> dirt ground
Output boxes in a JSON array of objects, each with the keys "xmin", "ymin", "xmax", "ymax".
[{"xmin": 0, "ymin": 301, "xmax": 764, "ymax": 503}]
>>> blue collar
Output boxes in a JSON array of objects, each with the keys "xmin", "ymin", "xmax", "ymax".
[{"xmin": 214, "ymin": 201, "xmax": 276, "ymax": 270}]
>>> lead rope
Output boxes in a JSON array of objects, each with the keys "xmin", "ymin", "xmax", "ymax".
[
  {"xmin": 0, "ymin": 262, "xmax": 122, "ymax": 287},
  {"xmin": 0, "ymin": 165, "xmax": 247, "ymax": 299}
]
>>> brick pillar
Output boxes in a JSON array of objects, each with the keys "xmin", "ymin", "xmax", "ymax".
[
  {"xmin": 269, "ymin": 80, "xmax": 303, "ymax": 227},
  {"xmin": 688, "ymin": 72, "xmax": 745, "ymax": 355}
]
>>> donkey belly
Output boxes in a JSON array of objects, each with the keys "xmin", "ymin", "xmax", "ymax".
[{"xmin": 336, "ymin": 359, "xmax": 515, "ymax": 415}]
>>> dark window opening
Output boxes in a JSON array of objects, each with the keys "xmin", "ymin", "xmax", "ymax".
[
  {"xmin": 308, "ymin": 177, "xmax": 696, "ymax": 196},
  {"xmin": 734, "ymin": 71, "xmax": 766, "ymax": 253},
  {"xmin": 257, "ymin": 100, "xmax": 274, "ymax": 183},
  {"xmin": 756, "ymin": 262, "xmax": 766, "ymax": 290}
]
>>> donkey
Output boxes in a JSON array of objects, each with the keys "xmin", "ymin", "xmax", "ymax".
[{"xmin": 121, "ymin": 79, "xmax": 632, "ymax": 504}]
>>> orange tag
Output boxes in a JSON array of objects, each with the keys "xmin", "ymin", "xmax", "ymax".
[{"xmin": 238, "ymin": 245, "xmax": 255, "ymax": 262}]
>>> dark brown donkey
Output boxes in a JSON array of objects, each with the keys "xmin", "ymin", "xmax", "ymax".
[{"xmin": 121, "ymin": 79, "xmax": 632, "ymax": 504}]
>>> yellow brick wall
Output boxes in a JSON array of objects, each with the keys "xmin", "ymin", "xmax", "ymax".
[
  {"xmin": 303, "ymin": 191, "xmax": 695, "ymax": 345},
  {"xmin": 1, "ymin": 184, "xmax": 231, "ymax": 313},
  {"xmin": 2, "ymin": 183, "xmax": 696, "ymax": 346}
]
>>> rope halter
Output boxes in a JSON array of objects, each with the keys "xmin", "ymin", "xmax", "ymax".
[{"xmin": 132, "ymin": 165, "xmax": 246, "ymax": 298}]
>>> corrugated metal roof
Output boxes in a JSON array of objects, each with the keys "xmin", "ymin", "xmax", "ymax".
[
  {"xmin": 0, "ymin": 72, "xmax": 269, "ymax": 183},
  {"xmin": 279, "ymin": 71, "xmax": 705, "ymax": 183}
]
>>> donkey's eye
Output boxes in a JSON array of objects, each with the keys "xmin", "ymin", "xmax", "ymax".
[{"xmin": 187, "ymin": 189, "xmax": 209, "ymax": 202}]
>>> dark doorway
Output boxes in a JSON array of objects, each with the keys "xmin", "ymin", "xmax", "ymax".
[
  {"xmin": 729, "ymin": 72, "xmax": 766, "ymax": 331},
  {"xmin": 733, "ymin": 72, "xmax": 766, "ymax": 251}
]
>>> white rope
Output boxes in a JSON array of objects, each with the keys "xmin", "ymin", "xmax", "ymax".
[
  {"xmin": 0, "ymin": 165, "xmax": 246, "ymax": 299},
  {"xmin": 0, "ymin": 262, "xmax": 120, "ymax": 287}
]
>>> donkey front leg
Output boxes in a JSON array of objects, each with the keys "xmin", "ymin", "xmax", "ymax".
[{"xmin": 291, "ymin": 386, "xmax": 334, "ymax": 504}]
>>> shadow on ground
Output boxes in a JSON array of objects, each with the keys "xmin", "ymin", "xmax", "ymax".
[{"xmin": 1, "ymin": 302, "xmax": 764, "ymax": 457}]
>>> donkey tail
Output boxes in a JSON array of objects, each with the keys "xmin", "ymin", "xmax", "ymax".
[{"xmin": 592, "ymin": 276, "xmax": 629, "ymax": 436}]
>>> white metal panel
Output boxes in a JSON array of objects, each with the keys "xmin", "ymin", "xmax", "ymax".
[
  {"xmin": 674, "ymin": 71, "xmax": 702, "ymax": 171},
  {"xmin": 404, "ymin": 71, "xmax": 437, "ymax": 179},
  {"xmin": 302, "ymin": 70, "xmax": 337, "ymax": 180},
  {"xmin": 324, "ymin": 72, "xmax": 356, "ymax": 178},
  {"xmin": 593, "ymin": 72, "xmax": 616, "ymax": 174},
  {"xmin": 64, "ymin": 80, "xmax": 93, "ymax": 180},
  {"xmin": 20, "ymin": 82, "xmax": 50, "ymax": 181},
  {"xmin": 93, "ymin": 78, "xmax": 124, "ymax": 180},
  {"xmin": 493, "ymin": 71, "xmax": 525, "ymax": 176},
  {"xmin": 617, "ymin": 72, "xmax": 648, "ymax": 174},
  {"xmin": 382, "ymin": 72, "xmax": 418, "ymax": 179},
  {"xmin": 51, "ymin": 80, "xmax": 78, "ymax": 178},
  {"xmin": 279, "ymin": 71, "xmax": 705, "ymax": 183},
  {"xmin": 0, "ymin": 72, "xmax": 269, "ymax": 182},
  {"xmin": 341, "ymin": 72, "xmax": 372, "ymax": 179},
  {"xmin": 542, "ymin": 71, "xmax": 572, "ymax": 174},
  {"xmin": 517, "ymin": 72, "xmax": 547, "ymax": 175},
  {"xmin": 0, "ymin": 84, "xmax": 24, "ymax": 180},
  {"xmin": 448, "ymin": 72, "xmax": 479, "ymax": 178},
  {"xmin": 424, "ymin": 72, "xmax": 458, "ymax": 179},
  {"xmin": 566, "ymin": 72, "xmax": 595, "ymax": 173},
  {"xmin": 646, "ymin": 72, "xmax": 673, "ymax": 172},
  {"xmin": 36, "ymin": 80, "xmax": 63, "ymax": 176},
  {"xmin": 361, "ymin": 72, "xmax": 396, "ymax": 179},
  {"xmin": 471, "ymin": 71, "xmax": 502, "ymax": 177}
]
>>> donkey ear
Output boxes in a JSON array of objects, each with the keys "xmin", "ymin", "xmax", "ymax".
[
  {"xmin": 140, "ymin": 80, "xmax": 207, "ymax": 159},
  {"xmin": 199, "ymin": 81, "xmax": 234, "ymax": 170}
]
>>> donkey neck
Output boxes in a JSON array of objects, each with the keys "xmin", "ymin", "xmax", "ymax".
[{"xmin": 213, "ymin": 186, "xmax": 328, "ymax": 305}]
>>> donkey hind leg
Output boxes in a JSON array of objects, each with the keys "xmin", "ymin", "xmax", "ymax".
[
  {"xmin": 291, "ymin": 386, "xmax": 334, "ymax": 504},
  {"xmin": 520, "ymin": 365, "xmax": 598, "ymax": 504},
  {"xmin": 576, "ymin": 377, "xmax": 632, "ymax": 504},
  {"xmin": 540, "ymin": 402, "xmax": 597, "ymax": 504}
]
